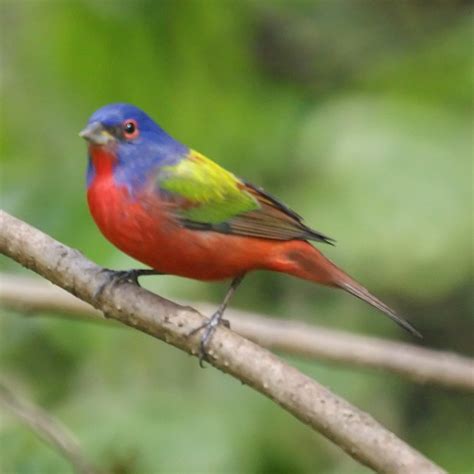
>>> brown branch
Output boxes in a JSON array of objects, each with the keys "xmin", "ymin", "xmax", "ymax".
[
  {"xmin": 0, "ymin": 378, "xmax": 99, "ymax": 474},
  {"xmin": 0, "ymin": 209, "xmax": 446, "ymax": 474},
  {"xmin": 2, "ymin": 275, "xmax": 472, "ymax": 392}
]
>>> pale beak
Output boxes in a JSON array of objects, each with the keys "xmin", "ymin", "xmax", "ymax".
[{"xmin": 79, "ymin": 121, "xmax": 114, "ymax": 145}]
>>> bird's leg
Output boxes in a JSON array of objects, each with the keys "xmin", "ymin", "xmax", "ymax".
[
  {"xmin": 189, "ymin": 274, "xmax": 245, "ymax": 367},
  {"xmin": 93, "ymin": 268, "xmax": 163, "ymax": 302}
]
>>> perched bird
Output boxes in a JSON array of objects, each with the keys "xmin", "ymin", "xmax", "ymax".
[{"xmin": 80, "ymin": 103, "xmax": 421, "ymax": 362}]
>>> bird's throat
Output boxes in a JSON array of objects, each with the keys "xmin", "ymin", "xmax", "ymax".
[{"xmin": 88, "ymin": 144, "xmax": 117, "ymax": 179}]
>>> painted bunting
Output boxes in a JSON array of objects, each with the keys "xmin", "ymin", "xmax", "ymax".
[{"xmin": 80, "ymin": 103, "xmax": 420, "ymax": 361}]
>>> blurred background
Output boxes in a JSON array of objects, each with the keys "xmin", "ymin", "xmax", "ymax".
[{"xmin": 0, "ymin": 0, "xmax": 473, "ymax": 473}]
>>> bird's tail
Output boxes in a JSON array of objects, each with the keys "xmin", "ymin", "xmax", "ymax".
[{"xmin": 277, "ymin": 242, "xmax": 422, "ymax": 338}]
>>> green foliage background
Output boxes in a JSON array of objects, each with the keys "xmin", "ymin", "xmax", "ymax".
[{"xmin": 1, "ymin": 1, "xmax": 472, "ymax": 473}]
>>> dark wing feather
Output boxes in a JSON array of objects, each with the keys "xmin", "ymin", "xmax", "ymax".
[{"xmin": 181, "ymin": 180, "xmax": 335, "ymax": 245}]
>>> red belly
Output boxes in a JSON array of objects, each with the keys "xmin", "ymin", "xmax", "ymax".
[{"xmin": 87, "ymin": 176, "xmax": 281, "ymax": 280}]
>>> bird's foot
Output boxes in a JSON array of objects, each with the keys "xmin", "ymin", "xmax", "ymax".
[
  {"xmin": 93, "ymin": 268, "xmax": 161, "ymax": 302},
  {"xmin": 187, "ymin": 275, "xmax": 243, "ymax": 367},
  {"xmin": 188, "ymin": 312, "xmax": 230, "ymax": 367}
]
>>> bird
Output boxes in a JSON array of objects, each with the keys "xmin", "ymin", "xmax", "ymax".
[{"xmin": 80, "ymin": 103, "xmax": 421, "ymax": 363}]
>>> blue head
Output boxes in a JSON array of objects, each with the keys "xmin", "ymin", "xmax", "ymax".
[{"xmin": 80, "ymin": 103, "xmax": 188, "ymax": 189}]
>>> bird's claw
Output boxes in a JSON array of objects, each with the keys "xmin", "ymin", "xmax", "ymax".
[
  {"xmin": 221, "ymin": 318, "xmax": 230, "ymax": 328},
  {"xmin": 188, "ymin": 313, "xmax": 230, "ymax": 367},
  {"xmin": 93, "ymin": 269, "xmax": 143, "ymax": 303}
]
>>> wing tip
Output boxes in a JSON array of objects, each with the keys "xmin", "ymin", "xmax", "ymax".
[
  {"xmin": 307, "ymin": 230, "xmax": 336, "ymax": 246},
  {"xmin": 323, "ymin": 236, "xmax": 336, "ymax": 246}
]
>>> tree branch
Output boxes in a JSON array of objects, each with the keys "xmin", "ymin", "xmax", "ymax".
[
  {"xmin": 2, "ymin": 275, "xmax": 472, "ymax": 393},
  {"xmin": 0, "ymin": 210, "xmax": 446, "ymax": 473},
  {"xmin": 0, "ymin": 378, "xmax": 99, "ymax": 474}
]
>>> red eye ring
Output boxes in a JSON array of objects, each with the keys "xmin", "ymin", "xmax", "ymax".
[{"xmin": 122, "ymin": 119, "xmax": 139, "ymax": 139}]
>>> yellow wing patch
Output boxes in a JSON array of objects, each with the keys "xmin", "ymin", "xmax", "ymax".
[{"xmin": 159, "ymin": 150, "xmax": 259, "ymax": 223}]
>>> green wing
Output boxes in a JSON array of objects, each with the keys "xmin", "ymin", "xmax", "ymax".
[
  {"xmin": 158, "ymin": 149, "xmax": 334, "ymax": 244},
  {"xmin": 159, "ymin": 150, "xmax": 259, "ymax": 223}
]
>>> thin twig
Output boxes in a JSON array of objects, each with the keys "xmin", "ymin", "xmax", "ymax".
[
  {"xmin": 1, "ymin": 275, "xmax": 472, "ymax": 392},
  {"xmin": 0, "ymin": 209, "xmax": 446, "ymax": 473},
  {"xmin": 0, "ymin": 378, "xmax": 99, "ymax": 474}
]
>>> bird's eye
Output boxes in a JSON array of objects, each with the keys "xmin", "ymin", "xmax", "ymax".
[{"xmin": 122, "ymin": 119, "xmax": 139, "ymax": 139}]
